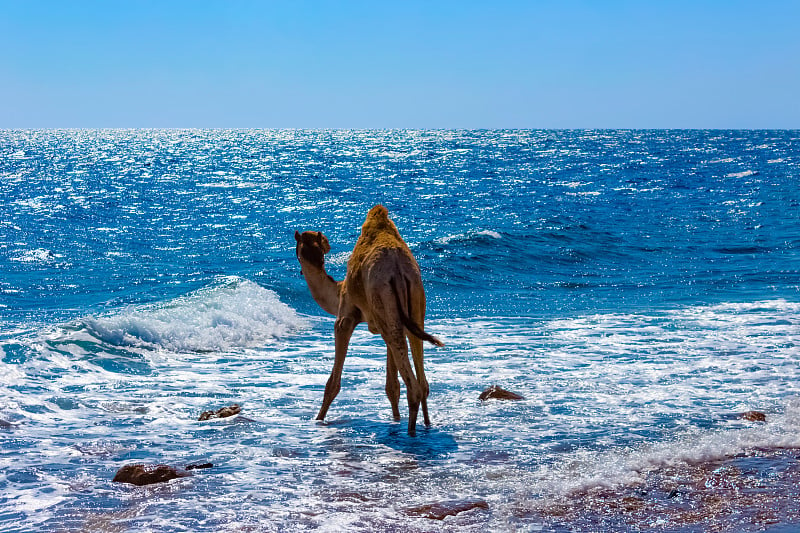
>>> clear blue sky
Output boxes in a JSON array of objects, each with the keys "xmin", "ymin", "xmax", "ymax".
[{"xmin": 2, "ymin": 1, "xmax": 798, "ymax": 128}]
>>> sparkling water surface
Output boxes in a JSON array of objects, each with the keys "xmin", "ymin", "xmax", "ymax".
[{"xmin": 2, "ymin": 130, "xmax": 800, "ymax": 531}]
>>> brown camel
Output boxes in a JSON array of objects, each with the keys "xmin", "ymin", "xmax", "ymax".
[{"xmin": 294, "ymin": 205, "xmax": 443, "ymax": 436}]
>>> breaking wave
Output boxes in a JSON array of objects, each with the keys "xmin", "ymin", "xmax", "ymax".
[{"xmin": 80, "ymin": 277, "xmax": 307, "ymax": 352}]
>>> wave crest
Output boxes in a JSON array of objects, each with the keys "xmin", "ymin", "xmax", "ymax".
[
  {"xmin": 81, "ymin": 277, "xmax": 307, "ymax": 352},
  {"xmin": 433, "ymin": 229, "xmax": 503, "ymax": 246}
]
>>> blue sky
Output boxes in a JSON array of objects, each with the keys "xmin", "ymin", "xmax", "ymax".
[{"xmin": 2, "ymin": 1, "xmax": 798, "ymax": 128}]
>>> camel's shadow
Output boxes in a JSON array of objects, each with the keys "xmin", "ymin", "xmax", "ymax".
[{"xmin": 321, "ymin": 417, "xmax": 459, "ymax": 459}]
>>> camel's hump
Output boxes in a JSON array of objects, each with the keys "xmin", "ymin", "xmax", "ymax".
[
  {"xmin": 352, "ymin": 205, "xmax": 408, "ymax": 259},
  {"xmin": 367, "ymin": 204, "xmax": 389, "ymax": 219},
  {"xmin": 361, "ymin": 205, "xmax": 398, "ymax": 235}
]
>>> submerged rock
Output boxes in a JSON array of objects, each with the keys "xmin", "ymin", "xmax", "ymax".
[
  {"xmin": 198, "ymin": 403, "xmax": 241, "ymax": 421},
  {"xmin": 405, "ymin": 498, "xmax": 489, "ymax": 520},
  {"xmin": 739, "ymin": 411, "xmax": 767, "ymax": 422},
  {"xmin": 185, "ymin": 462, "xmax": 213, "ymax": 470},
  {"xmin": 112, "ymin": 464, "xmax": 192, "ymax": 486},
  {"xmin": 479, "ymin": 385, "xmax": 524, "ymax": 401}
]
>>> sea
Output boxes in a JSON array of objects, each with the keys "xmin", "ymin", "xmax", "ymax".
[{"xmin": 1, "ymin": 129, "xmax": 800, "ymax": 532}]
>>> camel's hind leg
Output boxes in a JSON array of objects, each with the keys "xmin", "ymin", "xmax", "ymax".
[
  {"xmin": 385, "ymin": 347, "xmax": 401, "ymax": 421},
  {"xmin": 381, "ymin": 325, "xmax": 422, "ymax": 436},
  {"xmin": 408, "ymin": 285, "xmax": 431, "ymax": 427},
  {"xmin": 408, "ymin": 334, "xmax": 430, "ymax": 427}
]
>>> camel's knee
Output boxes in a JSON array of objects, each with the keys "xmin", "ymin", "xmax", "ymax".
[
  {"xmin": 405, "ymin": 382, "xmax": 423, "ymax": 407},
  {"xmin": 324, "ymin": 375, "xmax": 341, "ymax": 398},
  {"xmin": 334, "ymin": 316, "xmax": 357, "ymax": 335},
  {"xmin": 417, "ymin": 374, "xmax": 429, "ymax": 396}
]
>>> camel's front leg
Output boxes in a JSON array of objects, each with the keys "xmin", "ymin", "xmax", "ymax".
[{"xmin": 316, "ymin": 315, "xmax": 357, "ymax": 421}]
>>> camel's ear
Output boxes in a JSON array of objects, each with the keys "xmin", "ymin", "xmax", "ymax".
[
  {"xmin": 316, "ymin": 232, "xmax": 331, "ymax": 254},
  {"xmin": 294, "ymin": 231, "xmax": 302, "ymax": 243}
]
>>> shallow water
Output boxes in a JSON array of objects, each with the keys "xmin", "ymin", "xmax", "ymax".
[{"xmin": 2, "ymin": 130, "xmax": 800, "ymax": 531}]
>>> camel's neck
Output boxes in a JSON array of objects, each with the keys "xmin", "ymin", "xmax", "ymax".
[{"xmin": 299, "ymin": 262, "xmax": 341, "ymax": 316}]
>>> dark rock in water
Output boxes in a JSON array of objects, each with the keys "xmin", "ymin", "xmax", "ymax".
[
  {"xmin": 112, "ymin": 464, "xmax": 192, "ymax": 486},
  {"xmin": 740, "ymin": 411, "xmax": 767, "ymax": 422},
  {"xmin": 198, "ymin": 403, "xmax": 241, "ymax": 421},
  {"xmin": 405, "ymin": 498, "xmax": 489, "ymax": 520},
  {"xmin": 479, "ymin": 385, "xmax": 524, "ymax": 401},
  {"xmin": 185, "ymin": 462, "xmax": 213, "ymax": 470}
]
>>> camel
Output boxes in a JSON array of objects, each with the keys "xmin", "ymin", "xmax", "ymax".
[{"xmin": 294, "ymin": 205, "xmax": 443, "ymax": 436}]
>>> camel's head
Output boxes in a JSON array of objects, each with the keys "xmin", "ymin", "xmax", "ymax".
[{"xmin": 294, "ymin": 231, "xmax": 331, "ymax": 271}]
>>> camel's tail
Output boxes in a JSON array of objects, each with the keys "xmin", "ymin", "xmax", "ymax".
[{"xmin": 391, "ymin": 277, "xmax": 444, "ymax": 347}]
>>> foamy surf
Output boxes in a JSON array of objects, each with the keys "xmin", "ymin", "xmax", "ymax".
[
  {"xmin": 79, "ymin": 277, "xmax": 307, "ymax": 352},
  {"xmin": 3, "ymin": 298, "xmax": 800, "ymax": 532},
  {"xmin": 529, "ymin": 399, "xmax": 800, "ymax": 499},
  {"xmin": 519, "ymin": 402, "xmax": 800, "ymax": 531}
]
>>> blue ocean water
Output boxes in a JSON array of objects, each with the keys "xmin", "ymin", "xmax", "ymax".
[{"xmin": 1, "ymin": 130, "xmax": 800, "ymax": 531}]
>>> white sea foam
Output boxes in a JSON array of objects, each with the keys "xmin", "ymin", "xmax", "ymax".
[
  {"xmin": 427, "ymin": 301, "xmax": 800, "ymax": 519},
  {"xmin": 726, "ymin": 169, "xmax": 759, "ymax": 178},
  {"xmin": 81, "ymin": 277, "xmax": 308, "ymax": 352},
  {"xmin": 531, "ymin": 401, "xmax": 800, "ymax": 498},
  {"xmin": 435, "ymin": 229, "xmax": 502, "ymax": 245},
  {"xmin": 565, "ymin": 190, "xmax": 601, "ymax": 196},
  {"xmin": 9, "ymin": 248, "xmax": 57, "ymax": 264}
]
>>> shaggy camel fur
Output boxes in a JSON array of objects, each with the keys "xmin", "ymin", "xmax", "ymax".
[{"xmin": 295, "ymin": 205, "xmax": 443, "ymax": 436}]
